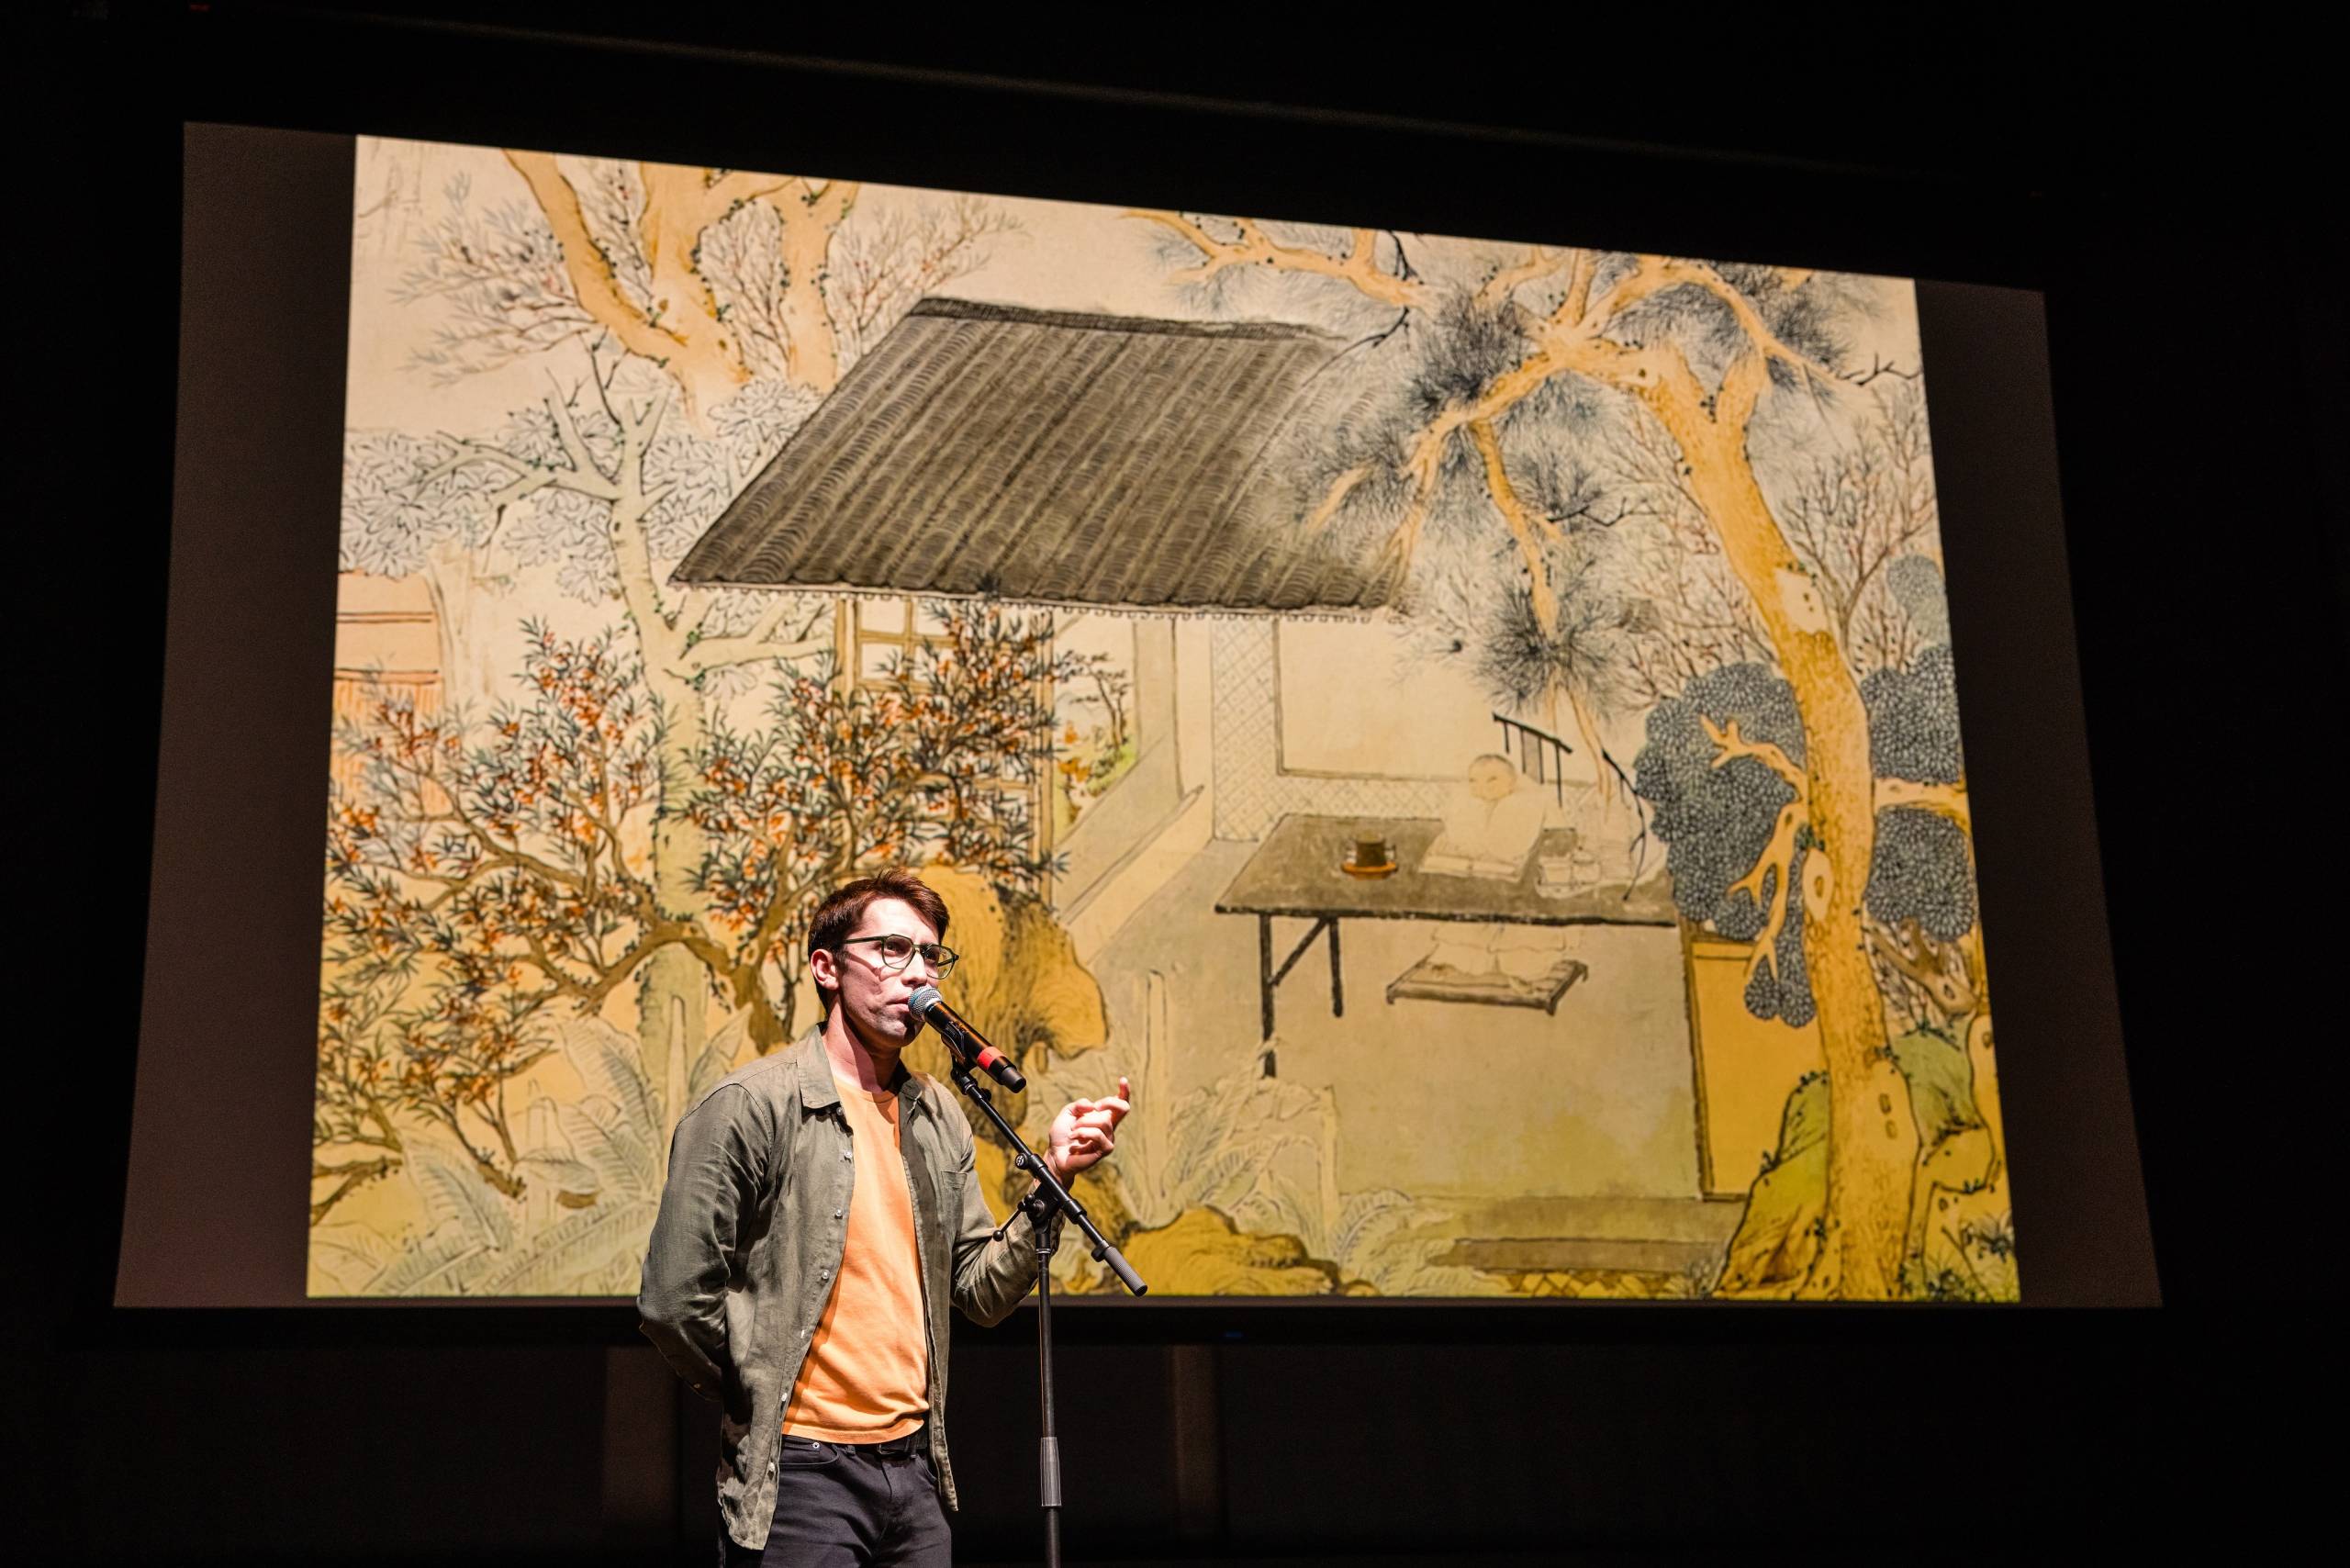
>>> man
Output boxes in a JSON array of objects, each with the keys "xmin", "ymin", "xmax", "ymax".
[{"xmin": 638, "ymin": 868, "xmax": 1130, "ymax": 1566}]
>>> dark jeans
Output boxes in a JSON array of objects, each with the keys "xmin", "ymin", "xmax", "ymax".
[{"xmin": 724, "ymin": 1428, "xmax": 951, "ymax": 1567}]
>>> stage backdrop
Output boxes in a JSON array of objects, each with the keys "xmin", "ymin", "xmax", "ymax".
[{"xmin": 312, "ymin": 135, "xmax": 2011, "ymax": 1303}]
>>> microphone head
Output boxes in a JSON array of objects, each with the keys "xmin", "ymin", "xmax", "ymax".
[{"xmin": 908, "ymin": 985, "xmax": 945, "ymax": 1020}]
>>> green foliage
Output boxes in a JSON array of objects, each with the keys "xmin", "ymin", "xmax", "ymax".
[
  {"xmin": 1863, "ymin": 644, "xmax": 1964, "ymax": 786},
  {"xmin": 1904, "ymin": 1212, "xmax": 2019, "ymax": 1304},
  {"xmin": 340, "ymin": 1019, "xmax": 673, "ymax": 1297},
  {"xmin": 1085, "ymin": 1038, "xmax": 1493, "ymax": 1298},
  {"xmin": 1634, "ymin": 662, "xmax": 1815, "ymax": 1025},
  {"xmin": 1409, "ymin": 293, "xmax": 1524, "ymax": 422},
  {"xmin": 1767, "ymin": 1034, "xmax": 1980, "ymax": 1168},
  {"xmin": 1866, "ymin": 809, "xmax": 1976, "ymax": 946},
  {"xmin": 1634, "ymin": 648, "xmax": 1977, "ymax": 1025},
  {"xmin": 1890, "ymin": 1028, "xmax": 1980, "ymax": 1144},
  {"xmin": 1730, "ymin": 1033, "xmax": 2011, "ymax": 1301}
]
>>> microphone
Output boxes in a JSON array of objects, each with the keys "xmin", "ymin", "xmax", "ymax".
[{"xmin": 908, "ymin": 986, "xmax": 1025, "ymax": 1092}]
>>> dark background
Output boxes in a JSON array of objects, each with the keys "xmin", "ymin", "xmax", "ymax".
[{"xmin": 19, "ymin": 3, "xmax": 2343, "ymax": 1562}]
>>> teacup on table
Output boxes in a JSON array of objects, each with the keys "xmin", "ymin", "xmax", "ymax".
[{"xmin": 1350, "ymin": 835, "xmax": 1392, "ymax": 870}]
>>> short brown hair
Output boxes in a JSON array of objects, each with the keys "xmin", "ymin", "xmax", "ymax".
[{"xmin": 807, "ymin": 868, "xmax": 951, "ymax": 1000}]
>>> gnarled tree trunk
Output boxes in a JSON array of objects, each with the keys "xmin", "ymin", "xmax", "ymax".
[{"xmin": 1647, "ymin": 387, "xmax": 1917, "ymax": 1298}]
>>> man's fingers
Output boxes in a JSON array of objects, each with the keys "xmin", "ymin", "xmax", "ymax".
[{"xmin": 1055, "ymin": 1086, "xmax": 1130, "ymax": 1170}]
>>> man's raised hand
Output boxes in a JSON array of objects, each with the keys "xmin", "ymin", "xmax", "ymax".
[{"xmin": 1045, "ymin": 1076, "xmax": 1132, "ymax": 1182}]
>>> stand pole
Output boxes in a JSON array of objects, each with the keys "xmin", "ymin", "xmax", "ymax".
[
  {"xmin": 1033, "ymin": 1199, "xmax": 1064, "ymax": 1568},
  {"xmin": 950, "ymin": 1065, "xmax": 1147, "ymax": 1568}
]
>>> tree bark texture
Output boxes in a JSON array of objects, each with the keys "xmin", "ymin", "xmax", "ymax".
[
  {"xmin": 505, "ymin": 153, "xmax": 857, "ymax": 423},
  {"xmin": 504, "ymin": 151, "xmax": 751, "ymax": 424}
]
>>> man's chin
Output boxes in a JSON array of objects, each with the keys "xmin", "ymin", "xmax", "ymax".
[{"xmin": 854, "ymin": 1008, "xmax": 920, "ymax": 1047}]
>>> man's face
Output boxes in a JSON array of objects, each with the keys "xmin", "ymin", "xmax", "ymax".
[{"xmin": 817, "ymin": 896, "xmax": 946, "ymax": 1050}]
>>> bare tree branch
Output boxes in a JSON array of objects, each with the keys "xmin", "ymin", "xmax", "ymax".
[
  {"xmin": 1127, "ymin": 210, "xmax": 1433, "ymax": 310},
  {"xmin": 1702, "ymin": 714, "xmax": 1808, "ymax": 794},
  {"xmin": 1874, "ymin": 777, "xmax": 1969, "ymax": 831},
  {"xmin": 1729, "ymin": 801, "xmax": 1808, "ymax": 985},
  {"xmin": 1474, "ymin": 246, "xmax": 1576, "ymax": 309}
]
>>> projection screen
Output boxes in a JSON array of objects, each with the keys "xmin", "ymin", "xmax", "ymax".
[{"xmin": 122, "ymin": 123, "xmax": 2154, "ymax": 1310}]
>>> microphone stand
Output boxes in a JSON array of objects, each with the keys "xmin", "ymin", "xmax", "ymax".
[{"xmin": 946, "ymin": 1061, "xmax": 1147, "ymax": 1568}]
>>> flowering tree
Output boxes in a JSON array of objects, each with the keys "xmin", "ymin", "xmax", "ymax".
[
  {"xmin": 691, "ymin": 601, "xmax": 1080, "ymax": 1040},
  {"xmin": 689, "ymin": 670, "xmax": 930, "ymax": 1044},
  {"xmin": 312, "ymin": 982, "xmax": 407, "ymax": 1224},
  {"xmin": 317, "ymin": 602, "xmax": 1079, "ymax": 1218},
  {"xmin": 392, "ymin": 358, "xmax": 822, "ymax": 1092},
  {"xmin": 894, "ymin": 602, "xmax": 1073, "ymax": 881},
  {"xmin": 317, "ymin": 625, "xmax": 662, "ymax": 1218}
]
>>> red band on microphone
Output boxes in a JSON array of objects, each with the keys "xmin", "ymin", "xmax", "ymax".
[{"xmin": 975, "ymin": 1047, "xmax": 1008, "ymax": 1071}]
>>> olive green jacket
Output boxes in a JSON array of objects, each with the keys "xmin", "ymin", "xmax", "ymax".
[{"xmin": 636, "ymin": 1029, "xmax": 1041, "ymax": 1550}]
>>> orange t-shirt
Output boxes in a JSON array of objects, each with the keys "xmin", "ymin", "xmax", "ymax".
[{"xmin": 780, "ymin": 1077, "xmax": 930, "ymax": 1442}]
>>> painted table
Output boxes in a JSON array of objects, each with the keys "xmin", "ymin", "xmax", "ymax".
[{"xmin": 1213, "ymin": 812, "xmax": 1677, "ymax": 1052}]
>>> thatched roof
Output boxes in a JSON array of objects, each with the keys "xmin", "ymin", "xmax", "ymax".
[{"xmin": 671, "ymin": 298, "xmax": 1395, "ymax": 615}]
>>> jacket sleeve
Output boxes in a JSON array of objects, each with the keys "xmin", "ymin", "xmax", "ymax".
[
  {"xmin": 943, "ymin": 1103, "xmax": 1043, "ymax": 1327},
  {"xmin": 637, "ymin": 1083, "xmax": 771, "ymax": 1402}
]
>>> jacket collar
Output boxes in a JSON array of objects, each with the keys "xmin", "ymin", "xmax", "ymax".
[
  {"xmin": 789, "ymin": 1030, "xmax": 839, "ymax": 1109},
  {"xmin": 789, "ymin": 1025, "xmax": 927, "ymax": 1110}
]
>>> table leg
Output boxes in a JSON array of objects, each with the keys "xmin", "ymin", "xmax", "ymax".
[
  {"xmin": 1257, "ymin": 914, "xmax": 1275, "ymax": 1042},
  {"xmin": 1256, "ymin": 916, "xmax": 1340, "ymax": 1075},
  {"xmin": 1327, "ymin": 917, "xmax": 1344, "ymax": 1018}
]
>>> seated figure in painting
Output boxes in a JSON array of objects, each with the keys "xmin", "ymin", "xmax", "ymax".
[
  {"xmin": 1417, "ymin": 755, "xmax": 1574, "ymax": 988},
  {"xmin": 1420, "ymin": 754, "xmax": 1550, "ymax": 880}
]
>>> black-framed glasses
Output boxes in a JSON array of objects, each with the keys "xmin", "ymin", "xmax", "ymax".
[{"xmin": 837, "ymin": 934, "xmax": 959, "ymax": 978}]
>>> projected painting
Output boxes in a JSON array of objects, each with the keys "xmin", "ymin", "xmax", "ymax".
[{"xmin": 312, "ymin": 135, "xmax": 2014, "ymax": 1302}]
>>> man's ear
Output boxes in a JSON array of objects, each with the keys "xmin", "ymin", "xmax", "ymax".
[{"xmin": 808, "ymin": 946, "xmax": 839, "ymax": 997}]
